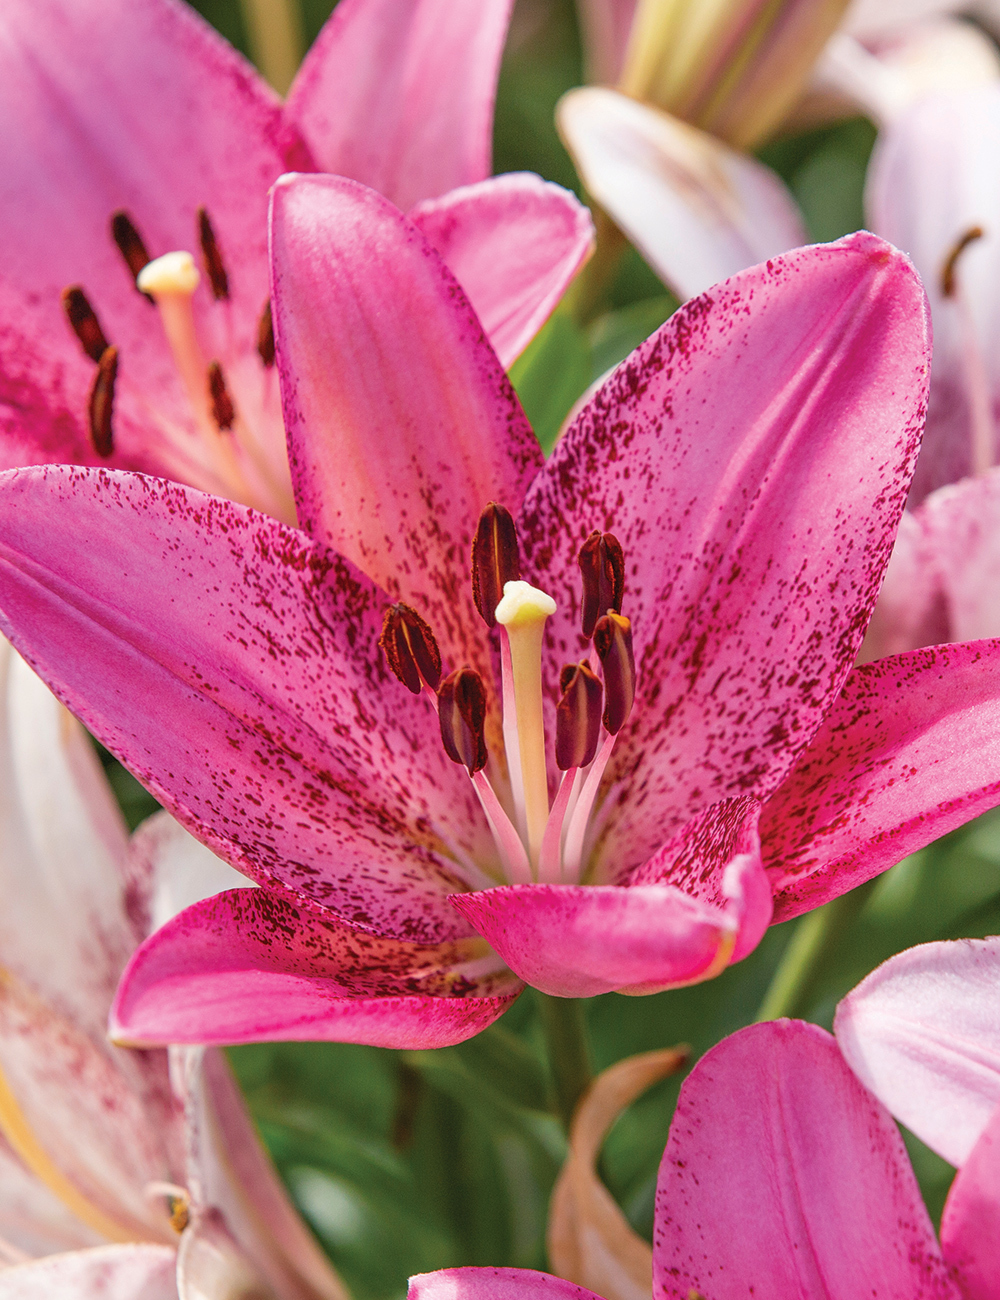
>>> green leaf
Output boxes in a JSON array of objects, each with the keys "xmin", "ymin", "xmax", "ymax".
[
  {"xmin": 509, "ymin": 309, "xmax": 592, "ymax": 453},
  {"xmin": 588, "ymin": 295, "xmax": 677, "ymax": 380}
]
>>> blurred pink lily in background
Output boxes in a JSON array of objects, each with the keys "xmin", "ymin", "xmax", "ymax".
[
  {"xmin": 0, "ymin": 0, "xmax": 593, "ymax": 520},
  {"xmin": 0, "ymin": 641, "xmax": 348, "ymax": 1297},
  {"xmin": 835, "ymin": 935, "xmax": 1000, "ymax": 1300},
  {"xmin": 3, "ymin": 178, "xmax": 1000, "ymax": 1050},
  {"xmin": 407, "ymin": 1017, "xmax": 988, "ymax": 1300}
]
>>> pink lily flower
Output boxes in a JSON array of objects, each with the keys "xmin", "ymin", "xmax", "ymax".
[
  {"xmin": 408, "ymin": 1017, "xmax": 985, "ymax": 1300},
  {"xmin": 0, "ymin": 638, "xmax": 346, "ymax": 1298},
  {"xmin": 835, "ymin": 936, "xmax": 1000, "ymax": 1300},
  {"xmin": 0, "ymin": 0, "xmax": 593, "ymax": 520},
  {"xmin": 1, "ymin": 176, "xmax": 1000, "ymax": 1050}
]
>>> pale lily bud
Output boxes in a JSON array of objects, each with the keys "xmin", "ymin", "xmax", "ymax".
[{"xmin": 548, "ymin": 1048, "xmax": 688, "ymax": 1300}]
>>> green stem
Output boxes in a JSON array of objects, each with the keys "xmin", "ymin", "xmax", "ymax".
[
  {"xmin": 536, "ymin": 993, "xmax": 593, "ymax": 1129},
  {"xmin": 755, "ymin": 879, "xmax": 878, "ymax": 1023}
]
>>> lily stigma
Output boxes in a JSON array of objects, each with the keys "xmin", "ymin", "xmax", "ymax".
[
  {"xmin": 380, "ymin": 505, "xmax": 636, "ymax": 891},
  {"xmin": 60, "ymin": 209, "xmax": 296, "ymax": 522}
]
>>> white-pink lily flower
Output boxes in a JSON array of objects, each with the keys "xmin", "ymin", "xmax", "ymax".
[
  {"xmin": 0, "ymin": 0, "xmax": 593, "ymax": 521},
  {"xmin": 835, "ymin": 936, "xmax": 1000, "ymax": 1300},
  {"xmin": 0, "ymin": 639, "xmax": 346, "ymax": 1299}
]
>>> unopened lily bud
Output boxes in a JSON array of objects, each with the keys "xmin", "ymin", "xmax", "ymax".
[
  {"xmin": 593, "ymin": 611, "xmax": 635, "ymax": 734},
  {"xmin": 579, "ymin": 530, "xmax": 625, "ymax": 638},
  {"xmin": 379, "ymin": 603, "xmax": 442, "ymax": 694},
  {"xmin": 437, "ymin": 668, "xmax": 488, "ymax": 774},
  {"xmin": 556, "ymin": 663, "xmax": 603, "ymax": 770},
  {"xmin": 472, "ymin": 502, "xmax": 521, "ymax": 627}
]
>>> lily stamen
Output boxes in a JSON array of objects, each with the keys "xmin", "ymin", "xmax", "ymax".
[{"xmin": 197, "ymin": 206, "xmax": 230, "ymax": 301}]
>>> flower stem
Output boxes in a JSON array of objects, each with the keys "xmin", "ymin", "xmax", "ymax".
[
  {"xmin": 754, "ymin": 879, "xmax": 878, "ymax": 1023},
  {"xmin": 536, "ymin": 993, "xmax": 593, "ymax": 1129}
]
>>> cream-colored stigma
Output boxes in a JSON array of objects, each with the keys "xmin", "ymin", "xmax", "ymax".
[
  {"xmin": 137, "ymin": 250, "xmax": 201, "ymax": 297},
  {"xmin": 494, "ymin": 580, "xmax": 556, "ymax": 628}
]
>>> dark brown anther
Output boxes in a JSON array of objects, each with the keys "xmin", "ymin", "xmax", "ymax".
[
  {"xmin": 88, "ymin": 346, "xmax": 118, "ymax": 458},
  {"xmin": 61, "ymin": 286, "xmax": 109, "ymax": 363},
  {"xmin": 110, "ymin": 211, "xmax": 152, "ymax": 298},
  {"xmin": 593, "ymin": 611, "xmax": 635, "ymax": 734},
  {"xmin": 579, "ymin": 531, "xmax": 625, "ymax": 639},
  {"xmin": 257, "ymin": 299, "xmax": 275, "ymax": 368},
  {"xmin": 555, "ymin": 662, "xmax": 603, "ymax": 770},
  {"xmin": 437, "ymin": 668, "xmax": 488, "ymax": 774},
  {"xmin": 207, "ymin": 361, "xmax": 235, "ymax": 431},
  {"xmin": 471, "ymin": 502, "xmax": 520, "ymax": 627},
  {"xmin": 198, "ymin": 207, "xmax": 230, "ymax": 301},
  {"xmin": 941, "ymin": 226, "xmax": 985, "ymax": 297},
  {"xmin": 379, "ymin": 603, "xmax": 442, "ymax": 694}
]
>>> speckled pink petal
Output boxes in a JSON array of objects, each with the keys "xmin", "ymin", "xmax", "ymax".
[
  {"xmin": 111, "ymin": 888, "xmax": 520, "ymax": 1047},
  {"xmin": 0, "ymin": 0, "xmax": 298, "ymax": 484},
  {"xmin": 654, "ymin": 1021, "xmax": 959, "ymax": 1300},
  {"xmin": 409, "ymin": 174, "xmax": 595, "ymax": 368},
  {"xmin": 762, "ymin": 641, "xmax": 1000, "ymax": 922},
  {"xmin": 520, "ymin": 233, "xmax": 930, "ymax": 879},
  {"xmin": 0, "ymin": 466, "xmax": 490, "ymax": 943},
  {"xmin": 834, "ymin": 937, "xmax": 1000, "ymax": 1167},
  {"xmin": 557, "ymin": 88, "xmax": 806, "ymax": 302},
  {"xmin": 0, "ymin": 1244, "xmax": 178, "ymax": 1298},
  {"xmin": 285, "ymin": 0, "xmax": 512, "ymax": 211},
  {"xmin": 270, "ymin": 173, "xmax": 543, "ymax": 675},
  {"xmin": 410, "ymin": 1267, "xmax": 606, "ymax": 1300},
  {"xmin": 941, "ymin": 1100, "xmax": 1000, "ymax": 1300},
  {"xmin": 452, "ymin": 883, "xmax": 735, "ymax": 998}
]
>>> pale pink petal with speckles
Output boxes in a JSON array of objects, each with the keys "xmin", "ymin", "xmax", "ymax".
[
  {"xmin": 0, "ymin": 1134, "xmax": 100, "ymax": 1260},
  {"xmin": 285, "ymin": 0, "xmax": 512, "ymax": 211},
  {"xmin": 410, "ymin": 1269, "xmax": 605, "ymax": 1300},
  {"xmin": 0, "ymin": 1244, "xmax": 178, "ymax": 1298},
  {"xmin": 0, "ymin": 466, "xmax": 491, "ymax": 943},
  {"xmin": 519, "ymin": 233, "xmax": 930, "ymax": 877},
  {"xmin": 409, "ymin": 174, "xmax": 595, "ymax": 368},
  {"xmin": 653, "ymin": 1021, "xmax": 959, "ymax": 1300},
  {"xmin": 111, "ymin": 888, "xmax": 520, "ymax": 1047},
  {"xmin": 0, "ymin": 0, "xmax": 299, "ymax": 484},
  {"xmin": 270, "ymin": 173, "xmax": 543, "ymax": 674},
  {"xmin": 453, "ymin": 796, "xmax": 770, "ymax": 995},
  {"xmin": 762, "ymin": 641, "xmax": 1000, "ymax": 921},
  {"xmin": 941, "ymin": 1100, "xmax": 1000, "ymax": 1300},
  {"xmin": 918, "ymin": 466, "xmax": 1000, "ymax": 640},
  {"xmin": 858, "ymin": 507, "xmax": 947, "ymax": 660},
  {"xmin": 834, "ymin": 937, "xmax": 1000, "ymax": 1167}
]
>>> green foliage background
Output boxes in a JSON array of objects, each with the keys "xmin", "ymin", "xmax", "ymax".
[{"xmin": 95, "ymin": 3, "xmax": 997, "ymax": 1294}]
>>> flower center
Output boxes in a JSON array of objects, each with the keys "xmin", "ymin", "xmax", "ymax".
[
  {"xmin": 61, "ymin": 208, "xmax": 294, "ymax": 521},
  {"xmin": 379, "ymin": 504, "xmax": 637, "ymax": 887}
]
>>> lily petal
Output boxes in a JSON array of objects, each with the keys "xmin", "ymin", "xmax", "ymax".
[
  {"xmin": 0, "ymin": 0, "xmax": 296, "ymax": 480},
  {"xmin": 285, "ymin": 0, "xmax": 513, "ymax": 210},
  {"xmin": 270, "ymin": 173, "xmax": 542, "ymax": 673},
  {"xmin": 111, "ymin": 889, "xmax": 520, "ymax": 1048},
  {"xmin": 521, "ymin": 234, "xmax": 929, "ymax": 873},
  {"xmin": 0, "ymin": 466, "xmax": 490, "ymax": 942},
  {"xmin": 919, "ymin": 467, "xmax": 1000, "ymax": 640},
  {"xmin": 654, "ymin": 1021, "xmax": 958, "ymax": 1299},
  {"xmin": 0, "ymin": 1134, "xmax": 100, "ymax": 1259},
  {"xmin": 762, "ymin": 641, "xmax": 1000, "ymax": 921},
  {"xmin": 409, "ymin": 174, "xmax": 595, "ymax": 368},
  {"xmin": 130, "ymin": 812, "xmax": 254, "ymax": 936},
  {"xmin": 452, "ymin": 883, "xmax": 735, "ymax": 998},
  {"xmin": 576, "ymin": 0, "xmax": 637, "ymax": 84},
  {"xmin": 0, "ymin": 1244, "xmax": 178, "ymax": 1298},
  {"xmin": 857, "ymin": 508, "xmax": 947, "ymax": 660},
  {"xmin": 940, "ymin": 1100, "xmax": 1000, "ymax": 1300},
  {"xmin": 410, "ymin": 1268, "xmax": 604, "ymax": 1300},
  {"xmin": 834, "ymin": 937, "xmax": 1000, "ymax": 1167},
  {"xmin": 557, "ymin": 87, "xmax": 806, "ymax": 300}
]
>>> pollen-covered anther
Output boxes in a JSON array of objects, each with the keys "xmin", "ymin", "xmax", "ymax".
[
  {"xmin": 88, "ymin": 346, "xmax": 118, "ymax": 458},
  {"xmin": 207, "ymin": 361, "xmax": 235, "ymax": 431},
  {"xmin": 556, "ymin": 662, "xmax": 603, "ymax": 770},
  {"xmin": 472, "ymin": 502, "xmax": 521, "ymax": 627},
  {"xmin": 438, "ymin": 668, "xmax": 488, "ymax": 774},
  {"xmin": 257, "ymin": 299, "xmax": 275, "ymax": 368},
  {"xmin": 941, "ymin": 226, "xmax": 985, "ymax": 298},
  {"xmin": 61, "ymin": 286, "xmax": 109, "ymax": 363},
  {"xmin": 110, "ymin": 210, "xmax": 152, "ymax": 298},
  {"xmin": 197, "ymin": 207, "xmax": 230, "ymax": 301},
  {"xmin": 593, "ymin": 611, "xmax": 636, "ymax": 733},
  {"xmin": 379, "ymin": 603, "xmax": 442, "ymax": 694},
  {"xmin": 579, "ymin": 530, "xmax": 625, "ymax": 638}
]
